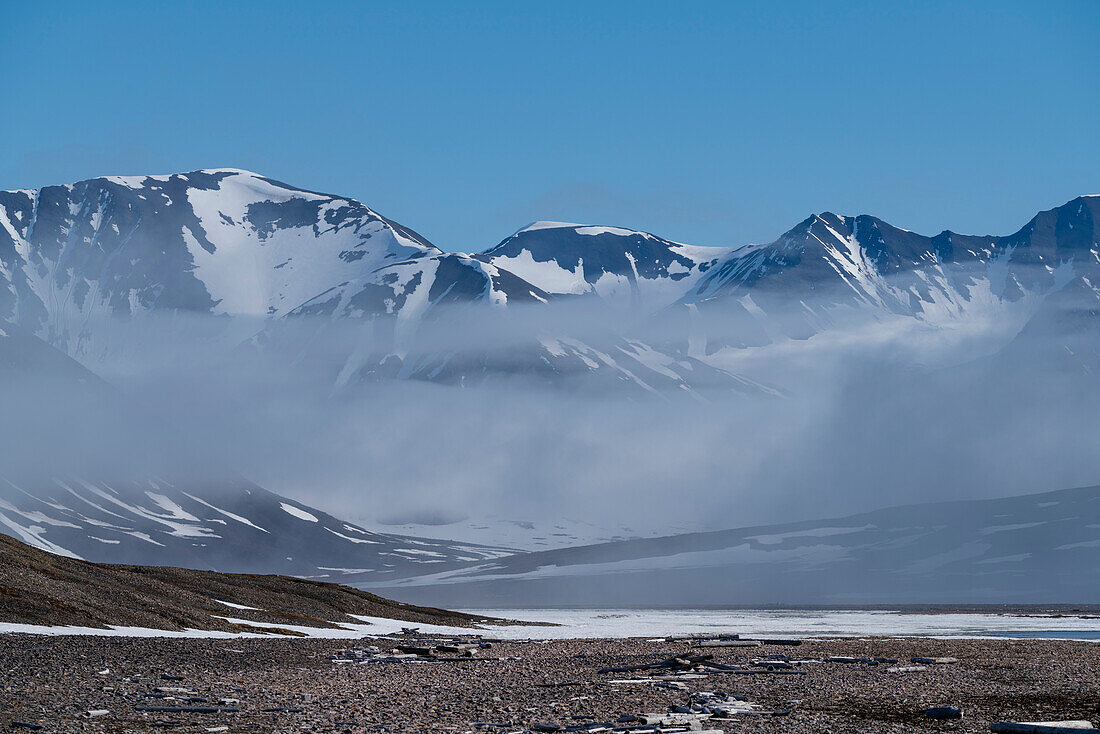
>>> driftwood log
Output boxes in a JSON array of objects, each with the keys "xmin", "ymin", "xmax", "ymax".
[
  {"xmin": 598, "ymin": 654, "xmax": 714, "ymax": 674},
  {"xmin": 135, "ymin": 706, "xmax": 240, "ymax": 713}
]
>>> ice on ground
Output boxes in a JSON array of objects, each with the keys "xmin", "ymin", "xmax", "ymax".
[
  {"xmin": 0, "ymin": 616, "xmax": 490, "ymax": 640},
  {"xmin": 461, "ymin": 609, "xmax": 1100, "ymax": 641},
  {"xmin": 4, "ymin": 609, "xmax": 1100, "ymax": 641}
]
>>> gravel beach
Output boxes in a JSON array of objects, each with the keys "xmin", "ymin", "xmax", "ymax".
[{"xmin": 2, "ymin": 634, "xmax": 1099, "ymax": 732}]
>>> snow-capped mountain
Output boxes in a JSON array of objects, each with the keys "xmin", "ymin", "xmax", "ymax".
[
  {"xmin": 269, "ymin": 192, "xmax": 1100, "ymax": 393},
  {"xmin": 678, "ymin": 197, "xmax": 1098, "ymax": 352},
  {"xmin": 361, "ymin": 483, "xmax": 1100, "ymax": 606},
  {"xmin": 0, "ymin": 169, "xmax": 436, "ymax": 360},
  {"xmin": 2, "ymin": 169, "xmax": 1097, "ymax": 394},
  {"xmin": 476, "ymin": 221, "xmax": 730, "ymax": 309},
  {"xmin": 276, "ymin": 222, "xmax": 761, "ymax": 395},
  {"xmin": 0, "ymin": 474, "xmax": 512, "ymax": 580},
  {"xmin": 0, "ymin": 169, "xmax": 762, "ymax": 395},
  {"xmin": 292, "ymin": 251, "xmax": 552, "ymax": 323}
]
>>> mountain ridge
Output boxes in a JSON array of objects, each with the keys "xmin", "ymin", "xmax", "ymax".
[{"xmin": 2, "ymin": 169, "xmax": 1097, "ymax": 394}]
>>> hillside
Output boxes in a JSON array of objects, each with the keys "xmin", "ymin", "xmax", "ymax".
[
  {"xmin": 0, "ymin": 531, "xmax": 484, "ymax": 632},
  {"xmin": 361, "ymin": 484, "xmax": 1100, "ymax": 607}
]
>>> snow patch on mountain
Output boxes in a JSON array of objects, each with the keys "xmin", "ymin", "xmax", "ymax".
[{"xmin": 280, "ymin": 502, "xmax": 319, "ymax": 522}]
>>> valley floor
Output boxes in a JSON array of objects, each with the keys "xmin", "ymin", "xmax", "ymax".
[{"xmin": 1, "ymin": 634, "xmax": 1098, "ymax": 732}]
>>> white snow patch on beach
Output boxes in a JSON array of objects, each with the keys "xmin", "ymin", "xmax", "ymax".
[
  {"xmin": 5, "ymin": 609, "xmax": 1100, "ymax": 641},
  {"xmin": 462, "ymin": 609, "xmax": 1100, "ymax": 641}
]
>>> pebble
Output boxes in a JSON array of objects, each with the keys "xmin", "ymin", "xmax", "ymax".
[{"xmin": 0, "ymin": 634, "xmax": 1098, "ymax": 732}]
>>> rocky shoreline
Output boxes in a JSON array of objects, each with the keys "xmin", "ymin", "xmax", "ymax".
[{"xmin": 2, "ymin": 634, "xmax": 1098, "ymax": 732}]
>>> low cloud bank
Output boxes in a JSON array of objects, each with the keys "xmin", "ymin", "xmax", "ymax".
[{"xmin": 2, "ymin": 270, "xmax": 1093, "ymax": 547}]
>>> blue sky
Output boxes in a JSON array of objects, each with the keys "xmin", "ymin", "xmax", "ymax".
[{"xmin": 3, "ymin": 1, "xmax": 1098, "ymax": 252}]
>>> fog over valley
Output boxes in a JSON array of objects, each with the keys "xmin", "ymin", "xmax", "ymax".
[{"xmin": 1, "ymin": 170, "xmax": 1098, "ymax": 601}]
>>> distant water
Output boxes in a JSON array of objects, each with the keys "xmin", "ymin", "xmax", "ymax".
[{"xmin": 464, "ymin": 608, "xmax": 1100, "ymax": 641}]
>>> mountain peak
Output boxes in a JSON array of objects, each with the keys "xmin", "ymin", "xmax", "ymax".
[
  {"xmin": 0, "ymin": 169, "xmax": 440, "ymax": 344},
  {"xmin": 519, "ymin": 220, "xmax": 587, "ymax": 232},
  {"xmin": 87, "ymin": 167, "xmax": 262, "ymax": 188},
  {"xmin": 506, "ymin": 221, "xmax": 659, "ymax": 241}
]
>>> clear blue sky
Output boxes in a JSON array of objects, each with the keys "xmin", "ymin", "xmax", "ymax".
[{"xmin": 3, "ymin": 1, "xmax": 1098, "ymax": 252}]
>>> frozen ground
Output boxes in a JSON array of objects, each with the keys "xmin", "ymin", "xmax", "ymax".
[
  {"xmin": 3, "ymin": 608, "xmax": 1100, "ymax": 640},
  {"xmin": 464, "ymin": 608, "xmax": 1100, "ymax": 640},
  {"xmin": 0, "ymin": 615, "xmax": 473, "ymax": 639}
]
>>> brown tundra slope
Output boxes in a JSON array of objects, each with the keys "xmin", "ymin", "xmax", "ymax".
[{"xmin": 0, "ymin": 531, "xmax": 489, "ymax": 633}]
